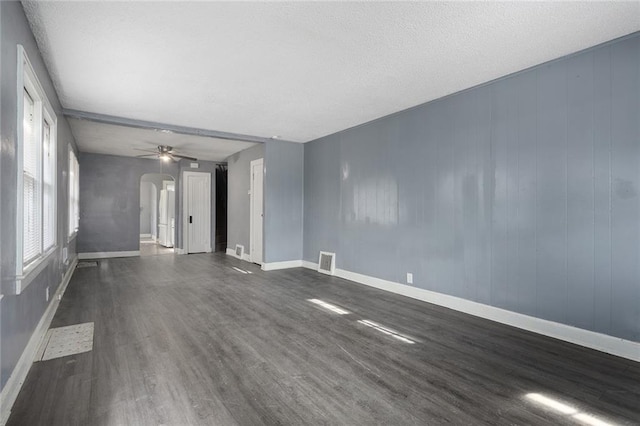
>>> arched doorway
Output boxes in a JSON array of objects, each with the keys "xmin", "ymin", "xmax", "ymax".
[{"xmin": 140, "ymin": 173, "xmax": 175, "ymax": 256}]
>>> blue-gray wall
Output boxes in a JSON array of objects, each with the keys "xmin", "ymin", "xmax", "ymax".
[
  {"xmin": 264, "ymin": 140, "xmax": 304, "ymax": 263},
  {"xmin": 78, "ymin": 153, "xmax": 179, "ymax": 253},
  {"xmin": 139, "ymin": 181, "xmax": 154, "ymax": 235},
  {"xmin": 1, "ymin": 1, "xmax": 79, "ymax": 389},
  {"xmin": 226, "ymin": 144, "xmax": 264, "ymax": 255},
  {"xmin": 303, "ymin": 33, "xmax": 640, "ymax": 343},
  {"xmin": 78, "ymin": 153, "xmax": 223, "ymax": 254}
]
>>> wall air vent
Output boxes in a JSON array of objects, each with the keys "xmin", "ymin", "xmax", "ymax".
[
  {"xmin": 235, "ymin": 244, "xmax": 245, "ymax": 259},
  {"xmin": 318, "ymin": 251, "xmax": 336, "ymax": 276}
]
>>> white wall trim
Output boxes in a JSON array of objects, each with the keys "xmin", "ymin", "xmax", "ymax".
[
  {"xmin": 15, "ymin": 247, "xmax": 57, "ymax": 295},
  {"xmin": 261, "ymin": 260, "xmax": 303, "ymax": 271},
  {"xmin": 0, "ymin": 256, "xmax": 78, "ymax": 425},
  {"xmin": 176, "ymin": 248, "xmax": 187, "ymax": 255},
  {"xmin": 249, "ymin": 158, "xmax": 264, "ymax": 264},
  {"xmin": 302, "ymin": 260, "xmax": 318, "ymax": 270},
  {"xmin": 301, "ymin": 262, "xmax": 640, "ymax": 362},
  {"xmin": 139, "ymin": 233, "xmax": 151, "ymax": 238},
  {"xmin": 78, "ymin": 251, "xmax": 139, "ymax": 260}
]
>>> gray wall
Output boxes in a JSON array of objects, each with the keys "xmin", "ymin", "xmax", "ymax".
[
  {"xmin": 226, "ymin": 144, "xmax": 264, "ymax": 255},
  {"xmin": 139, "ymin": 181, "xmax": 154, "ymax": 235},
  {"xmin": 264, "ymin": 140, "xmax": 304, "ymax": 263},
  {"xmin": 304, "ymin": 33, "xmax": 640, "ymax": 343},
  {"xmin": 78, "ymin": 154, "xmax": 223, "ymax": 253},
  {"xmin": 1, "ymin": 1, "xmax": 79, "ymax": 390},
  {"xmin": 78, "ymin": 153, "xmax": 179, "ymax": 253}
]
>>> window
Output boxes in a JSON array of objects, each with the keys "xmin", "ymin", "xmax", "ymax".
[
  {"xmin": 68, "ymin": 147, "xmax": 79, "ymax": 237},
  {"xmin": 17, "ymin": 45, "xmax": 57, "ymax": 281}
]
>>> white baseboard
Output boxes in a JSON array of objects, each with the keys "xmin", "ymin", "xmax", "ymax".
[
  {"xmin": 139, "ymin": 233, "xmax": 151, "ymax": 238},
  {"xmin": 226, "ymin": 248, "xmax": 251, "ymax": 263},
  {"xmin": 261, "ymin": 260, "xmax": 303, "ymax": 271},
  {"xmin": 0, "ymin": 256, "xmax": 78, "ymax": 425},
  {"xmin": 302, "ymin": 260, "xmax": 318, "ymax": 270},
  {"xmin": 301, "ymin": 261, "xmax": 640, "ymax": 362},
  {"xmin": 78, "ymin": 251, "xmax": 139, "ymax": 260}
]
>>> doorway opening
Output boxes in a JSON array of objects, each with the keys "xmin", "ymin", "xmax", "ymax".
[
  {"xmin": 140, "ymin": 173, "xmax": 175, "ymax": 256},
  {"xmin": 215, "ymin": 164, "xmax": 228, "ymax": 252}
]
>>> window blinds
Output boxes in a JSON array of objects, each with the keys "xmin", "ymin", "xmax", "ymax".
[{"xmin": 23, "ymin": 89, "xmax": 41, "ymax": 264}]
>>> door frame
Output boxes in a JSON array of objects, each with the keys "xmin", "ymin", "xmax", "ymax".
[
  {"xmin": 249, "ymin": 158, "xmax": 264, "ymax": 264},
  {"xmin": 182, "ymin": 171, "xmax": 212, "ymax": 254}
]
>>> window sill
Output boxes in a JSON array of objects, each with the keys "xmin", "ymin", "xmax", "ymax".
[{"xmin": 16, "ymin": 247, "xmax": 57, "ymax": 295}]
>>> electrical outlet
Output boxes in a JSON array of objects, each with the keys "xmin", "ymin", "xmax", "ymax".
[
  {"xmin": 46, "ymin": 286, "xmax": 50, "ymax": 302},
  {"xmin": 406, "ymin": 273, "xmax": 413, "ymax": 284}
]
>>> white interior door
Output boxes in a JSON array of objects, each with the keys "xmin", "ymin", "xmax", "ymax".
[
  {"xmin": 183, "ymin": 171, "xmax": 211, "ymax": 254},
  {"xmin": 250, "ymin": 159, "xmax": 264, "ymax": 264}
]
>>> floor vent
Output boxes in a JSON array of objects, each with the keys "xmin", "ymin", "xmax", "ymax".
[
  {"xmin": 318, "ymin": 251, "xmax": 336, "ymax": 275},
  {"xmin": 36, "ymin": 323, "xmax": 94, "ymax": 361},
  {"xmin": 76, "ymin": 261, "xmax": 98, "ymax": 269},
  {"xmin": 235, "ymin": 244, "xmax": 245, "ymax": 259}
]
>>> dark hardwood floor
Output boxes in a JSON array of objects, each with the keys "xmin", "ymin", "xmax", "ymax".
[{"xmin": 7, "ymin": 253, "xmax": 640, "ymax": 425}]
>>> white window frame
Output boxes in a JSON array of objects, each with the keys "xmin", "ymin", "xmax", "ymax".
[
  {"xmin": 15, "ymin": 45, "xmax": 57, "ymax": 294},
  {"xmin": 68, "ymin": 146, "xmax": 79, "ymax": 239}
]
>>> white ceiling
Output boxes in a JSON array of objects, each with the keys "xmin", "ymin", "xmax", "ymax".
[
  {"xmin": 23, "ymin": 1, "xmax": 640, "ymax": 146},
  {"xmin": 67, "ymin": 118, "xmax": 257, "ymax": 162}
]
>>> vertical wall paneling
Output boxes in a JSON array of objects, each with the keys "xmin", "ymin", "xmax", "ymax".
[
  {"xmin": 592, "ymin": 46, "xmax": 613, "ymax": 336},
  {"xmin": 566, "ymin": 52, "xmax": 596, "ymax": 330},
  {"xmin": 609, "ymin": 38, "xmax": 640, "ymax": 340},
  {"xmin": 263, "ymin": 140, "xmax": 304, "ymax": 263},
  {"xmin": 303, "ymin": 33, "xmax": 640, "ymax": 342}
]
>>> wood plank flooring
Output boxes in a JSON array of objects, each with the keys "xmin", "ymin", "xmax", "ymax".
[{"xmin": 7, "ymin": 253, "xmax": 640, "ymax": 425}]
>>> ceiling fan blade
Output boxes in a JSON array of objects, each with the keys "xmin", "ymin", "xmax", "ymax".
[
  {"xmin": 170, "ymin": 153, "xmax": 198, "ymax": 161},
  {"xmin": 134, "ymin": 148, "xmax": 158, "ymax": 153},
  {"xmin": 136, "ymin": 154, "xmax": 158, "ymax": 158}
]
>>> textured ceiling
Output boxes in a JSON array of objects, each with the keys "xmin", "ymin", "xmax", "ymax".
[
  {"xmin": 67, "ymin": 118, "xmax": 257, "ymax": 162},
  {"xmin": 23, "ymin": 1, "xmax": 640, "ymax": 144}
]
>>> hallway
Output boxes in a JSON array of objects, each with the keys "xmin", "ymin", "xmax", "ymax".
[{"xmin": 140, "ymin": 238, "xmax": 174, "ymax": 257}]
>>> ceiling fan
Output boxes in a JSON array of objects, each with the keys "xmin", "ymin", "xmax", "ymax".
[{"xmin": 135, "ymin": 145, "xmax": 197, "ymax": 162}]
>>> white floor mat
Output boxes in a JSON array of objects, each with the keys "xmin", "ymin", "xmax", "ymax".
[{"xmin": 37, "ymin": 322, "xmax": 94, "ymax": 361}]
